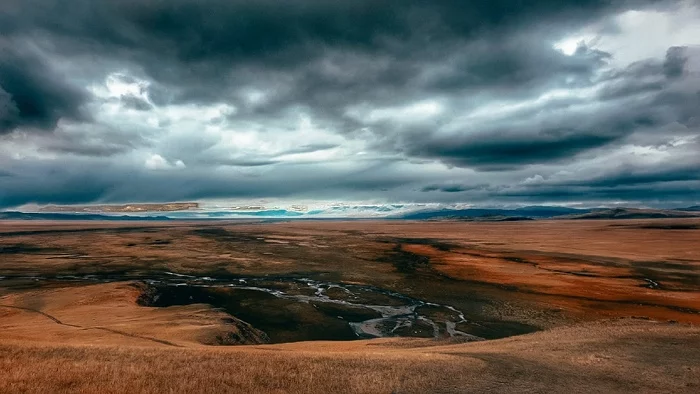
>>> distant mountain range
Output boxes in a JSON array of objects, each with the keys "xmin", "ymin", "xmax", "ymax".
[
  {"xmin": 2, "ymin": 205, "xmax": 700, "ymax": 221},
  {"xmin": 398, "ymin": 206, "xmax": 700, "ymax": 221},
  {"xmin": 557, "ymin": 208, "xmax": 700, "ymax": 220},
  {"xmin": 399, "ymin": 206, "xmax": 588, "ymax": 220}
]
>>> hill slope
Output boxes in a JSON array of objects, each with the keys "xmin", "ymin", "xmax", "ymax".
[
  {"xmin": 1, "ymin": 319, "xmax": 697, "ymax": 393},
  {"xmin": 560, "ymin": 208, "xmax": 700, "ymax": 220},
  {"xmin": 399, "ymin": 206, "xmax": 587, "ymax": 220}
]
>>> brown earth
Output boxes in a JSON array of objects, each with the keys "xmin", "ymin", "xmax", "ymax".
[{"xmin": 1, "ymin": 219, "xmax": 699, "ymax": 392}]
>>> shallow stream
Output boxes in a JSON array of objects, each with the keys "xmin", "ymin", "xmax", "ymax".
[{"xmin": 1, "ymin": 271, "xmax": 484, "ymax": 342}]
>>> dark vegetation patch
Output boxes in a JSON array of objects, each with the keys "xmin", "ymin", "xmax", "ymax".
[
  {"xmin": 309, "ymin": 302, "xmax": 382, "ymax": 322},
  {"xmin": 502, "ymin": 256, "xmax": 601, "ymax": 278},
  {"xmin": 379, "ymin": 245, "xmax": 431, "ymax": 274},
  {"xmin": 138, "ymin": 284, "xmax": 360, "ymax": 343},
  {"xmin": 637, "ymin": 261, "xmax": 698, "ymax": 272},
  {"xmin": 631, "ymin": 263, "xmax": 700, "ymax": 290},
  {"xmin": 556, "ymin": 270, "xmax": 603, "ymax": 278},
  {"xmin": 415, "ymin": 305, "xmax": 463, "ymax": 322},
  {"xmin": 190, "ymin": 227, "xmax": 234, "ymax": 238},
  {"xmin": 149, "ymin": 239, "xmax": 172, "ymax": 245},
  {"xmin": 638, "ymin": 224, "xmax": 699, "ymax": 230},
  {"xmin": 0, "ymin": 243, "xmax": 57, "ymax": 254},
  {"xmin": 654, "ymin": 273, "xmax": 700, "ymax": 291},
  {"xmin": 212, "ymin": 324, "xmax": 270, "ymax": 346},
  {"xmin": 609, "ymin": 223, "xmax": 700, "ymax": 230},
  {"xmin": 391, "ymin": 319, "xmax": 436, "ymax": 338},
  {"xmin": 245, "ymin": 279, "xmax": 319, "ymax": 297},
  {"xmin": 113, "ymin": 227, "xmax": 160, "ymax": 234},
  {"xmin": 387, "ymin": 238, "xmax": 457, "ymax": 251},
  {"xmin": 190, "ymin": 228, "xmax": 266, "ymax": 244},
  {"xmin": 454, "ymin": 320, "xmax": 540, "ymax": 340},
  {"xmin": 325, "ymin": 286, "xmax": 408, "ymax": 306},
  {"xmin": 194, "ymin": 269, "xmax": 325, "ymax": 283},
  {"xmin": 502, "ymin": 256, "xmax": 535, "ymax": 266},
  {"xmin": 0, "ymin": 227, "xmax": 158, "ymax": 237},
  {"xmin": 4, "ymin": 270, "xmax": 544, "ymax": 342}
]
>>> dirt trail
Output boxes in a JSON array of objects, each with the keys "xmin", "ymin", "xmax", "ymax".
[
  {"xmin": 0, "ymin": 304, "xmax": 81, "ymax": 327},
  {"xmin": 0, "ymin": 303, "xmax": 181, "ymax": 347}
]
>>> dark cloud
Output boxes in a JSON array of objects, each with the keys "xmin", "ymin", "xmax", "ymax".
[
  {"xmin": 421, "ymin": 184, "xmax": 488, "ymax": 193},
  {"xmin": 382, "ymin": 44, "xmax": 700, "ymax": 171},
  {"xmin": 180, "ymin": 144, "xmax": 342, "ymax": 169},
  {"xmin": 487, "ymin": 156, "xmax": 700, "ymax": 206},
  {"xmin": 535, "ymin": 160, "xmax": 700, "ymax": 189},
  {"xmin": 664, "ymin": 46, "xmax": 689, "ymax": 78},
  {"xmin": 0, "ymin": 0, "xmax": 670, "ymax": 108},
  {"xmin": 205, "ymin": 159, "xmax": 280, "ymax": 167},
  {"xmin": 40, "ymin": 134, "xmax": 148, "ymax": 157},
  {"xmin": 278, "ymin": 144, "xmax": 339, "ymax": 155},
  {"xmin": 406, "ymin": 132, "xmax": 616, "ymax": 171},
  {"xmin": 120, "ymin": 94, "xmax": 154, "ymax": 111},
  {"xmin": 1, "ymin": 0, "xmax": 676, "ymax": 138},
  {"xmin": 596, "ymin": 60, "xmax": 667, "ymax": 100},
  {"xmin": 0, "ymin": 42, "xmax": 89, "ymax": 134},
  {"xmin": 0, "ymin": 0, "xmax": 698, "ymax": 208},
  {"xmin": 423, "ymin": 41, "xmax": 610, "ymax": 94},
  {"xmin": 575, "ymin": 168, "xmax": 700, "ymax": 188},
  {"xmin": 0, "ymin": 86, "xmax": 20, "ymax": 132},
  {"xmin": 0, "ymin": 162, "xmax": 116, "ymax": 208},
  {"xmin": 498, "ymin": 182, "xmax": 700, "ymax": 205},
  {"xmin": 0, "ymin": 157, "xmax": 417, "ymax": 208},
  {"xmin": 3, "ymin": 1, "xmax": 655, "ymax": 57}
]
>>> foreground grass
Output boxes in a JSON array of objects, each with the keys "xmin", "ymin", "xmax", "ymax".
[
  {"xmin": 0, "ymin": 344, "xmax": 466, "ymax": 394},
  {"xmin": 2, "ymin": 319, "xmax": 699, "ymax": 394}
]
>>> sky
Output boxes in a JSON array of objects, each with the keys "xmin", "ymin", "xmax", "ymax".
[{"xmin": 1, "ymin": 0, "xmax": 699, "ymax": 209}]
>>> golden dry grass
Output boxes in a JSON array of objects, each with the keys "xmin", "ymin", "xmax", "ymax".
[
  {"xmin": 1, "ymin": 319, "xmax": 699, "ymax": 393},
  {"xmin": 0, "ymin": 282, "xmax": 263, "ymax": 347}
]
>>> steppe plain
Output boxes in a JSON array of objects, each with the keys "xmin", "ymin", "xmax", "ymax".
[{"xmin": 1, "ymin": 219, "xmax": 699, "ymax": 393}]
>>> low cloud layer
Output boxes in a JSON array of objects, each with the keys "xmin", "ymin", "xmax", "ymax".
[{"xmin": 1, "ymin": 0, "xmax": 699, "ymax": 208}]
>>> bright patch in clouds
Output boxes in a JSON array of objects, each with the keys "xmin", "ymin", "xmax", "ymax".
[
  {"xmin": 557, "ymin": 3, "xmax": 700, "ymax": 67},
  {"xmin": 145, "ymin": 154, "xmax": 186, "ymax": 170},
  {"xmin": 554, "ymin": 36, "xmax": 595, "ymax": 56},
  {"xmin": 348, "ymin": 100, "xmax": 444, "ymax": 124},
  {"xmin": 106, "ymin": 74, "xmax": 148, "ymax": 97}
]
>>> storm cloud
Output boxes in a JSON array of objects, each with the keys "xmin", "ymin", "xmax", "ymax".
[
  {"xmin": 0, "ymin": 42, "xmax": 89, "ymax": 134},
  {"xmin": 0, "ymin": 0, "xmax": 699, "ymax": 208}
]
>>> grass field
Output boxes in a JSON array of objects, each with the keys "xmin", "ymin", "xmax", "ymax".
[
  {"xmin": 1, "ymin": 320, "xmax": 698, "ymax": 393},
  {"xmin": 1, "ymin": 219, "xmax": 699, "ymax": 392}
]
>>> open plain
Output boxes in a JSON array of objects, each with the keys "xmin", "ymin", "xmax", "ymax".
[{"xmin": 1, "ymin": 219, "xmax": 699, "ymax": 393}]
